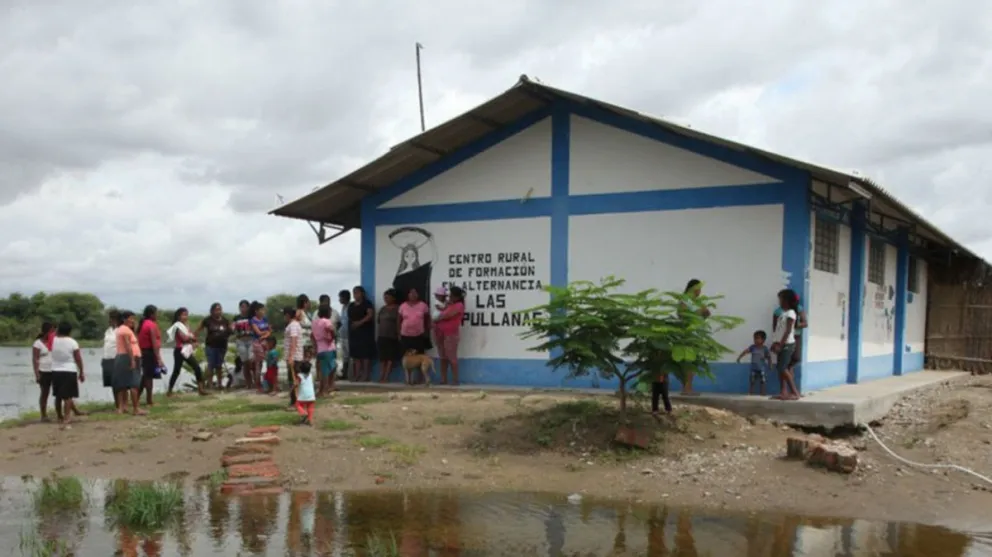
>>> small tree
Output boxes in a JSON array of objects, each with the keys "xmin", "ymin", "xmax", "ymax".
[{"xmin": 519, "ymin": 276, "xmax": 743, "ymax": 418}]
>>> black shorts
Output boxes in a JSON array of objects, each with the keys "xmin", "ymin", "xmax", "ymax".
[
  {"xmin": 400, "ymin": 335, "xmax": 428, "ymax": 355},
  {"xmin": 38, "ymin": 372, "xmax": 53, "ymax": 390},
  {"xmin": 377, "ymin": 337, "xmax": 401, "ymax": 362},
  {"xmin": 140, "ymin": 349, "xmax": 158, "ymax": 379},
  {"xmin": 52, "ymin": 371, "xmax": 79, "ymax": 400},
  {"xmin": 101, "ymin": 359, "xmax": 114, "ymax": 388}
]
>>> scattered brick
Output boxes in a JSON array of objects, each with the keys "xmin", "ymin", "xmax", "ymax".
[
  {"xmin": 246, "ymin": 426, "xmax": 281, "ymax": 437},
  {"xmin": 221, "ymin": 453, "xmax": 274, "ymax": 467},
  {"xmin": 785, "ymin": 435, "xmax": 858, "ymax": 474},
  {"xmin": 223, "ymin": 444, "xmax": 274, "ymax": 457},
  {"xmin": 241, "ymin": 487, "xmax": 286, "ymax": 496},
  {"xmin": 228, "ymin": 463, "xmax": 281, "ymax": 479},
  {"xmin": 235, "ymin": 435, "xmax": 280, "ymax": 445},
  {"xmin": 614, "ymin": 426, "xmax": 651, "ymax": 450}
]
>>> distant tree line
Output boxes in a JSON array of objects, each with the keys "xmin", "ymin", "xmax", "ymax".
[{"xmin": 0, "ymin": 291, "xmax": 314, "ymax": 344}]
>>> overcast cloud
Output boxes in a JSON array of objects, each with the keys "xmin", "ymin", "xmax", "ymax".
[{"xmin": 1, "ymin": 0, "xmax": 990, "ymax": 311}]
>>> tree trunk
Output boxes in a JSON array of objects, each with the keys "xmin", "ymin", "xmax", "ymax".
[{"xmin": 618, "ymin": 377, "xmax": 628, "ymax": 421}]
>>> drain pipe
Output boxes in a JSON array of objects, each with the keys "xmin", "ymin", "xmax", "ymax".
[{"xmin": 860, "ymin": 422, "xmax": 992, "ymax": 487}]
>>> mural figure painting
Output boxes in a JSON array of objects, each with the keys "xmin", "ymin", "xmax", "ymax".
[{"xmin": 389, "ymin": 227, "xmax": 434, "ymax": 303}]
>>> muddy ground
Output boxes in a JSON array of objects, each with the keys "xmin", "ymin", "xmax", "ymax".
[{"xmin": 1, "ymin": 374, "xmax": 990, "ymax": 526}]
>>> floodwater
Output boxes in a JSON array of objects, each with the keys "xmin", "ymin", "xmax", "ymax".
[
  {"xmin": 0, "ymin": 347, "xmax": 187, "ymax": 420},
  {"xmin": 1, "ymin": 478, "xmax": 989, "ymax": 557}
]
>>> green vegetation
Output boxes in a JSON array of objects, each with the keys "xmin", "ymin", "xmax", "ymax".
[
  {"xmin": 356, "ymin": 435, "xmax": 393, "ymax": 449},
  {"xmin": 32, "ymin": 476, "xmax": 86, "ymax": 512},
  {"xmin": 320, "ymin": 419, "xmax": 358, "ymax": 431},
  {"xmin": 433, "ymin": 414, "xmax": 465, "ymax": 426},
  {"xmin": 518, "ymin": 276, "xmax": 742, "ymax": 416},
  {"xmin": 390, "ymin": 444, "xmax": 426, "ymax": 466},
  {"xmin": 363, "ymin": 531, "xmax": 400, "ymax": 557},
  {"xmin": 338, "ymin": 395, "xmax": 388, "ymax": 406},
  {"xmin": 105, "ymin": 481, "xmax": 184, "ymax": 530},
  {"xmin": 17, "ymin": 531, "xmax": 73, "ymax": 557}
]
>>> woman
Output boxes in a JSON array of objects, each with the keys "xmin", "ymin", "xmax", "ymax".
[
  {"xmin": 101, "ymin": 311, "xmax": 120, "ymax": 399},
  {"xmin": 196, "ymin": 303, "xmax": 232, "ymax": 389},
  {"xmin": 283, "ymin": 307, "xmax": 304, "ymax": 409},
  {"xmin": 398, "ymin": 287, "xmax": 431, "ymax": 357},
  {"xmin": 773, "ymin": 292, "xmax": 807, "ymax": 399},
  {"xmin": 114, "ymin": 311, "xmax": 145, "ymax": 415},
  {"xmin": 232, "ymin": 300, "xmax": 253, "ymax": 389},
  {"xmin": 249, "ymin": 302, "xmax": 271, "ymax": 391},
  {"xmin": 295, "ymin": 294, "xmax": 313, "ymax": 348},
  {"xmin": 434, "ymin": 286, "xmax": 466, "ymax": 386},
  {"xmin": 377, "ymin": 289, "xmax": 401, "ymax": 383},
  {"xmin": 772, "ymin": 289, "xmax": 802, "ymax": 400},
  {"xmin": 137, "ymin": 305, "xmax": 164, "ymax": 406},
  {"xmin": 50, "ymin": 322, "xmax": 85, "ymax": 427},
  {"xmin": 348, "ymin": 286, "xmax": 376, "ymax": 382},
  {"xmin": 166, "ymin": 308, "xmax": 206, "ymax": 396},
  {"xmin": 31, "ymin": 322, "xmax": 55, "ymax": 422},
  {"xmin": 678, "ymin": 279, "xmax": 710, "ymax": 396}
]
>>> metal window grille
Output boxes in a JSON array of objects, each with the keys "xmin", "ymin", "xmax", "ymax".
[
  {"xmin": 868, "ymin": 238, "xmax": 886, "ymax": 285},
  {"xmin": 908, "ymin": 257, "xmax": 920, "ymax": 293},
  {"xmin": 813, "ymin": 215, "xmax": 840, "ymax": 274}
]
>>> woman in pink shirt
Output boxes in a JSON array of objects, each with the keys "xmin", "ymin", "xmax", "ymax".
[
  {"xmin": 434, "ymin": 286, "xmax": 466, "ymax": 385},
  {"xmin": 397, "ymin": 287, "xmax": 431, "ymax": 357}
]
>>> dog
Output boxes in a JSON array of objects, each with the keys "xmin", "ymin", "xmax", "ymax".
[{"xmin": 401, "ymin": 349, "xmax": 435, "ymax": 387}]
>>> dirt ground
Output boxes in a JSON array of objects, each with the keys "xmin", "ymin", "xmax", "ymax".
[{"xmin": 1, "ymin": 374, "xmax": 990, "ymax": 527}]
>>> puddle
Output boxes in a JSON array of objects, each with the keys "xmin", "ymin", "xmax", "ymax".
[{"xmin": 0, "ymin": 476, "xmax": 988, "ymax": 556}]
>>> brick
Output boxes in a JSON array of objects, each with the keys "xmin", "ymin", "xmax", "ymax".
[
  {"xmin": 614, "ymin": 426, "xmax": 651, "ymax": 450},
  {"xmin": 247, "ymin": 426, "xmax": 281, "ymax": 437},
  {"xmin": 228, "ymin": 463, "xmax": 281, "ymax": 479},
  {"xmin": 223, "ymin": 444, "xmax": 274, "ymax": 456},
  {"xmin": 788, "ymin": 436, "xmax": 858, "ymax": 474},
  {"xmin": 220, "ymin": 476, "xmax": 278, "ymax": 494},
  {"xmin": 221, "ymin": 453, "xmax": 274, "ymax": 467},
  {"xmin": 235, "ymin": 435, "xmax": 280, "ymax": 445},
  {"xmin": 240, "ymin": 487, "xmax": 285, "ymax": 496}
]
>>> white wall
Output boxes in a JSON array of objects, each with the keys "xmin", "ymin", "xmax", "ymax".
[
  {"xmin": 807, "ymin": 214, "xmax": 851, "ymax": 362},
  {"xmin": 569, "ymin": 205, "xmax": 787, "ymax": 360},
  {"xmin": 381, "ymin": 117, "xmax": 551, "ymax": 208},
  {"xmin": 906, "ymin": 258, "xmax": 927, "ymax": 352},
  {"xmin": 862, "ymin": 241, "xmax": 898, "ymax": 358},
  {"xmin": 374, "ymin": 217, "xmax": 551, "ymax": 360},
  {"xmin": 568, "ymin": 115, "xmax": 780, "ymax": 195}
]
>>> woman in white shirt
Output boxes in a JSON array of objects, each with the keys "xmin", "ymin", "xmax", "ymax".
[
  {"xmin": 31, "ymin": 322, "xmax": 55, "ymax": 422},
  {"xmin": 101, "ymin": 310, "xmax": 120, "ymax": 397},
  {"xmin": 50, "ymin": 321, "xmax": 86, "ymax": 426}
]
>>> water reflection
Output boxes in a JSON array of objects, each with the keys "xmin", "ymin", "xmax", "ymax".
[{"xmin": 0, "ymin": 476, "xmax": 986, "ymax": 556}]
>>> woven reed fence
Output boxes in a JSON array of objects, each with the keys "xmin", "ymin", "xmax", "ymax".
[{"xmin": 925, "ymin": 255, "xmax": 992, "ymax": 374}]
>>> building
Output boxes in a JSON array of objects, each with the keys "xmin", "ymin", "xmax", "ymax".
[{"xmin": 272, "ymin": 76, "xmax": 985, "ymax": 394}]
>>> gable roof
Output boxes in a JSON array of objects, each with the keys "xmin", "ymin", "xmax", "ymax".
[{"xmin": 270, "ymin": 75, "xmax": 981, "ymax": 262}]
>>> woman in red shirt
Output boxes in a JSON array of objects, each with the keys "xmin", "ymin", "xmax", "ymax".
[{"xmin": 137, "ymin": 305, "xmax": 165, "ymax": 407}]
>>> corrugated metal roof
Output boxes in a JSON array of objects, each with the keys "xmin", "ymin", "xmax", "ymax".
[{"xmin": 270, "ymin": 75, "xmax": 982, "ymax": 261}]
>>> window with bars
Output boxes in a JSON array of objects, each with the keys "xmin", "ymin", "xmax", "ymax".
[
  {"xmin": 867, "ymin": 238, "xmax": 886, "ymax": 285},
  {"xmin": 908, "ymin": 257, "xmax": 920, "ymax": 293},
  {"xmin": 813, "ymin": 215, "xmax": 840, "ymax": 274}
]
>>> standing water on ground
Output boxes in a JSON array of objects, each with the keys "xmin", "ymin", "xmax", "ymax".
[{"xmin": 1, "ymin": 477, "xmax": 988, "ymax": 556}]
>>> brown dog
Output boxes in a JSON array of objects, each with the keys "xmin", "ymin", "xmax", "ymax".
[{"xmin": 401, "ymin": 350, "xmax": 434, "ymax": 386}]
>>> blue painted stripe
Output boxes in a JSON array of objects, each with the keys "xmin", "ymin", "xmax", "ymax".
[
  {"xmin": 847, "ymin": 202, "xmax": 867, "ymax": 384},
  {"xmin": 860, "ymin": 352, "xmax": 895, "ymax": 381},
  {"xmin": 374, "ymin": 198, "xmax": 553, "ymax": 226},
  {"xmin": 904, "ymin": 351, "xmax": 924, "ymax": 372},
  {"xmin": 568, "ymin": 182, "xmax": 787, "ymax": 215},
  {"xmin": 550, "ymin": 104, "xmax": 570, "ymax": 288},
  {"xmin": 360, "ymin": 201, "xmax": 376, "ymax": 303},
  {"xmin": 802, "ymin": 359, "xmax": 849, "ymax": 392},
  {"xmin": 562, "ymin": 100, "xmax": 805, "ymax": 183},
  {"xmin": 782, "ymin": 173, "xmax": 812, "ymax": 390},
  {"xmin": 892, "ymin": 229, "xmax": 909, "ymax": 375},
  {"xmin": 369, "ymin": 108, "xmax": 553, "ymax": 209}
]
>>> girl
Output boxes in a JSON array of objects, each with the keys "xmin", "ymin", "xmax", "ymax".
[
  {"xmin": 294, "ymin": 361, "xmax": 316, "ymax": 426},
  {"xmin": 50, "ymin": 322, "xmax": 85, "ymax": 427},
  {"xmin": 137, "ymin": 305, "xmax": 164, "ymax": 406},
  {"xmin": 101, "ymin": 311, "xmax": 120, "ymax": 398},
  {"xmin": 348, "ymin": 286, "xmax": 376, "ymax": 382},
  {"xmin": 435, "ymin": 286, "xmax": 466, "ymax": 386},
  {"xmin": 772, "ymin": 289, "xmax": 802, "ymax": 400},
  {"xmin": 31, "ymin": 322, "xmax": 54, "ymax": 422},
  {"xmin": 249, "ymin": 302, "xmax": 272, "ymax": 392},
  {"xmin": 232, "ymin": 300, "xmax": 253, "ymax": 389},
  {"xmin": 678, "ymin": 279, "xmax": 711, "ymax": 396},
  {"xmin": 263, "ymin": 337, "xmax": 279, "ymax": 393},
  {"xmin": 166, "ymin": 308, "xmax": 206, "ymax": 396},
  {"xmin": 312, "ymin": 305, "xmax": 336, "ymax": 395},
  {"xmin": 283, "ymin": 307, "xmax": 305, "ymax": 410},
  {"xmin": 115, "ymin": 311, "xmax": 145, "ymax": 415},
  {"xmin": 377, "ymin": 289, "xmax": 401, "ymax": 384},
  {"xmin": 197, "ymin": 303, "xmax": 232, "ymax": 389}
]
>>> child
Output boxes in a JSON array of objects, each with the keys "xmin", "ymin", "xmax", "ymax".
[
  {"xmin": 294, "ymin": 361, "xmax": 316, "ymax": 425},
  {"xmin": 312, "ymin": 305, "xmax": 337, "ymax": 396},
  {"xmin": 431, "ymin": 286, "xmax": 448, "ymax": 321},
  {"xmin": 736, "ymin": 330, "xmax": 771, "ymax": 395},
  {"xmin": 263, "ymin": 337, "xmax": 279, "ymax": 394}
]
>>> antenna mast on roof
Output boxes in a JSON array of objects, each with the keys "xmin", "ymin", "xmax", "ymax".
[{"xmin": 416, "ymin": 42, "xmax": 426, "ymax": 132}]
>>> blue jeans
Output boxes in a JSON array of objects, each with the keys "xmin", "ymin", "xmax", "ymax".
[{"xmin": 205, "ymin": 345, "xmax": 226, "ymax": 370}]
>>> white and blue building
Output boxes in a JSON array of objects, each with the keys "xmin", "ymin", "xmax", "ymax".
[{"xmin": 274, "ymin": 76, "xmax": 981, "ymax": 394}]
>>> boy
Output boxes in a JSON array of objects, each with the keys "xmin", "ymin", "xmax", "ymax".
[
  {"xmin": 263, "ymin": 337, "xmax": 279, "ymax": 394},
  {"xmin": 294, "ymin": 361, "xmax": 316, "ymax": 425},
  {"xmin": 736, "ymin": 330, "xmax": 771, "ymax": 395}
]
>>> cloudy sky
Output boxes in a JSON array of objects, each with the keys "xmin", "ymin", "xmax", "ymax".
[{"xmin": 1, "ymin": 1, "xmax": 989, "ymax": 311}]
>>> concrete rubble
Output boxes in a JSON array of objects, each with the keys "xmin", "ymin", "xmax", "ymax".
[{"xmin": 786, "ymin": 434, "xmax": 859, "ymax": 474}]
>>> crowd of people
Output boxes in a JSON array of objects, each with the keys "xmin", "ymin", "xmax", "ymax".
[{"xmin": 29, "ymin": 285, "xmax": 468, "ymax": 427}]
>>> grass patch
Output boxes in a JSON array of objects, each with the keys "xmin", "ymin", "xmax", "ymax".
[
  {"xmin": 363, "ymin": 531, "xmax": 400, "ymax": 557},
  {"xmin": 433, "ymin": 414, "xmax": 464, "ymax": 426},
  {"xmin": 320, "ymin": 419, "xmax": 357, "ymax": 432},
  {"xmin": 249, "ymin": 412, "xmax": 302, "ymax": 427},
  {"xmin": 129, "ymin": 428, "xmax": 161, "ymax": 442},
  {"xmin": 339, "ymin": 395, "xmax": 387, "ymax": 406},
  {"xmin": 100, "ymin": 445, "xmax": 128, "ymax": 454},
  {"xmin": 105, "ymin": 481, "xmax": 184, "ymax": 530},
  {"xmin": 206, "ymin": 469, "xmax": 228, "ymax": 489},
  {"xmin": 18, "ymin": 531, "xmax": 74, "ymax": 557},
  {"xmin": 32, "ymin": 476, "xmax": 86, "ymax": 512},
  {"xmin": 204, "ymin": 416, "xmax": 242, "ymax": 429},
  {"xmin": 356, "ymin": 435, "xmax": 394, "ymax": 449},
  {"xmin": 204, "ymin": 399, "xmax": 285, "ymax": 415},
  {"xmin": 390, "ymin": 444, "xmax": 426, "ymax": 466}
]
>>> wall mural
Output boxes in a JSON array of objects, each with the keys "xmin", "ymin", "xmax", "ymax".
[
  {"xmin": 866, "ymin": 282, "xmax": 895, "ymax": 341},
  {"xmin": 388, "ymin": 226, "xmax": 435, "ymax": 303}
]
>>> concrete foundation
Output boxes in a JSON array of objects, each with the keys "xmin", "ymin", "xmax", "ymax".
[{"xmin": 332, "ymin": 370, "xmax": 970, "ymax": 430}]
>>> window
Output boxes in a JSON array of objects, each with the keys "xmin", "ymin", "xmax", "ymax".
[
  {"xmin": 813, "ymin": 215, "xmax": 840, "ymax": 274},
  {"xmin": 867, "ymin": 238, "xmax": 886, "ymax": 285},
  {"xmin": 908, "ymin": 257, "xmax": 920, "ymax": 293}
]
